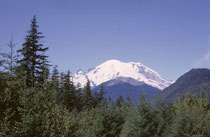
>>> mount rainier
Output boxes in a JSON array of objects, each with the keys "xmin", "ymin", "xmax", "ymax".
[{"xmin": 72, "ymin": 59, "xmax": 173, "ymax": 90}]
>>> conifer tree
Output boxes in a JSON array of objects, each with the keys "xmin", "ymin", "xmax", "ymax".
[
  {"xmin": 0, "ymin": 88, "xmax": 15, "ymax": 136},
  {"xmin": 93, "ymin": 91, "xmax": 99, "ymax": 107},
  {"xmin": 0, "ymin": 50, "xmax": 3, "ymax": 68},
  {"xmin": 82, "ymin": 80, "xmax": 93, "ymax": 109},
  {"xmin": 108, "ymin": 96, "xmax": 114, "ymax": 107},
  {"xmin": 103, "ymin": 102, "xmax": 125, "ymax": 137},
  {"xmin": 0, "ymin": 36, "xmax": 17, "ymax": 74},
  {"xmin": 63, "ymin": 70, "xmax": 76, "ymax": 111},
  {"xmin": 120, "ymin": 95, "xmax": 156, "ymax": 137},
  {"xmin": 78, "ymin": 104, "xmax": 125, "ymax": 137},
  {"xmin": 37, "ymin": 54, "xmax": 50, "ymax": 86},
  {"xmin": 153, "ymin": 96, "xmax": 171, "ymax": 137},
  {"xmin": 98, "ymin": 83, "xmax": 105, "ymax": 104},
  {"xmin": 125, "ymin": 96, "xmax": 132, "ymax": 107},
  {"xmin": 58, "ymin": 72, "xmax": 65, "ymax": 104},
  {"xmin": 17, "ymin": 15, "xmax": 48, "ymax": 88},
  {"xmin": 74, "ymin": 83, "xmax": 83, "ymax": 111},
  {"xmin": 42, "ymin": 105, "xmax": 78, "ymax": 136},
  {"xmin": 51, "ymin": 65, "xmax": 59, "ymax": 90},
  {"xmin": 0, "ymin": 72, "xmax": 17, "ymax": 136},
  {"xmin": 116, "ymin": 95, "xmax": 125, "ymax": 108},
  {"xmin": 166, "ymin": 93, "xmax": 210, "ymax": 137},
  {"xmin": 0, "ymin": 71, "xmax": 20, "ymax": 136},
  {"xmin": 17, "ymin": 87, "xmax": 59, "ymax": 136}
]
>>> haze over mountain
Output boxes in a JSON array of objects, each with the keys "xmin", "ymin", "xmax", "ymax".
[{"xmin": 72, "ymin": 59, "xmax": 174, "ymax": 90}]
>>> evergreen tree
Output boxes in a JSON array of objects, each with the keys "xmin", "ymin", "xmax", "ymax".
[
  {"xmin": 0, "ymin": 72, "xmax": 16, "ymax": 136},
  {"xmin": 166, "ymin": 93, "xmax": 210, "ymax": 137},
  {"xmin": 37, "ymin": 53, "xmax": 50, "ymax": 86},
  {"xmin": 120, "ymin": 95, "xmax": 156, "ymax": 137},
  {"xmin": 153, "ymin": 96, "xmax": 171, "ymax": 137},
  {"xmin": 78, "ymin": 105, "xmax": 125, "ymax": 137},
  {"xmin": 16, "ymin": 87, "xmax": 59, "ymax": 136},
  {"xmin": 62, "ymin": 70, "xmax": 76, "ymax": 111},
  {"xmin": 93, "ymin": 91, "xmax": 99, "ymax": 107},
  {"xmin": 125, "ymin": 96, "xmax": 133, "ymax": 107},
  {"xmin": 74, "ymin": 83, "xmax": 83, "ymax": 111},
  {"xmin": 82, "ymin": 80, "xmax": 93, "ymax": 110},
  {"xmin": 58, "ymin": 72, "xmax": 65, "ymax": 104},
  {"xmin": 116, "ymin": 95, "xmax": 125, "ymax": 108},
  {"xmin": 0, "ymin": 88, "xmax": 15, "ymax": 136},
  {"xmin": 42, "ymin": 105, "xmax": 79, "ymax": 136},
  {"xmin": 17, "ymin": 15, "xmax": 48, "ymax": 88},
  {"xmin": 108, "ymin": 96, "xmax": 114, "ymax": 107},
  {"xmin": 0, "ymin": 50, "xmax": 3, "ymax": 68},
  {"xmin": 98, "ymin": 83, "xmax": 106, "ymax": 105},
  {"xmin": 0, "ymin": 36, "xmax": 17, "ymax": 74},
  {"xmin": 51, "ymin": 65, "xmax": 59, "ymax": 90},
  {"xmin": 0, "ymin": 72, "xmax": 20, "ymax": 136}
]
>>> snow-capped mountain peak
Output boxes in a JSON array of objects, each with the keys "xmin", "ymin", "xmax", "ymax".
[
  {"xmin": 72, "ymin": 59, "xmax": 174, "ymax": 90},
  {"xmin": 76, "ymin": 69, "xmax": 84, "ymax": 75}
]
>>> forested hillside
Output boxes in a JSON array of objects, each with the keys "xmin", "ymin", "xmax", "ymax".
[
  {"xmin": 163, "ymin": 68, "xmax": 210, "ymax": 102},
  {"xmin": 0, "ymin": 16, "xmax": 210, "ymax": 137}
]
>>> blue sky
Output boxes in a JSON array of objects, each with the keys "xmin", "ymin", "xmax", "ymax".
[{"xmin": 0, "ymin": 0, "xmax": 210, "ymax": 80}]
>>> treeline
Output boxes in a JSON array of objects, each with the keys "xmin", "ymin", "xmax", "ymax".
[{"xmin": 0, "ymin": 16, "xmax": 210, "ymax": 137}]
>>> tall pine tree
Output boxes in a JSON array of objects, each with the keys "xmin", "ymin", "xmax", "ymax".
[
  {"xmin": 17, "ymin": 15, "xmax": 48, "ymax": 88},
  {"xmin": 62, "ymin": 70, "xmax": 76, "ymax": 111}
]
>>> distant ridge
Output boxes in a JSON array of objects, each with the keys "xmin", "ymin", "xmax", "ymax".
[
  {"xmin": 163, "ymin": 68, "xmax": 210, "ymax": 102},
  {"xmin": 93, "ymin": 77, "xmax": 160, "ymax": 104}
]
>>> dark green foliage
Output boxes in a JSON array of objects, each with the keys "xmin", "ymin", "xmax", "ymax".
[
  {"xmin": 17, "ymin": 15, "xmax": 48, "ymax": 88},
  {"xmin": 74, "ymin": 83, "xmax": 83, "ymax": 111},
  {"xmin": 165, "ymin": 94, "xmax": 210, "ymax": 137},
  {"xmin": 16, "ymin": 88, "xmax": 47, "ymax": 136},
  {"xmin": 0, "ymin": 73, "xmax": 16, "ymax": 136},
  {"xmin": 108, "ymin": 96, "xmax": 114, "ymax": 107},
  {"xmin": 0, "ymin": 71, "xmax": 20, "ymax": 136},
  {"xmin": 51, "ymin": 65, "xmax": 59, "ymax": 91},
  {"xmin": 116, "ymin": 95, "xmax": 125, "ymax": 108},
  {"xmin": 37, "ymin": 54, "xmax": 50, "ymax": 86},
  {"xmin": 0, "ymin": 88, "xmax": 16, "ymax": 136},
  {"xmin": 77, "ymin": 105, "xmax": 125, "ymax": 137},
  {"xmin": 99, "ymin": 83, "xmax": 105, "ymax": 103},
  {"xmin": 62, "ymin": 70, "xmax": 76, "ymax": 111},
  {"xmin": 82, "ymin": 80, "xmax": 94, "ymax": 110},
  {"xmin": 120, "ymin": 95, "xmax": 156, "ymax": 137},
  {"xmin": 42, "ymin": 105, "xmax": 79, "ymax": 137},
  {"xmin": 125, "ymin": 96, "xmax": 133, "ymax": 107},
  {"xmin": 153, "ymin": 96, "xmax": 172, "ymax": 137},
  {"xmin": 92, "ymin": 84, "xmax": 107, "ymax": 108}
]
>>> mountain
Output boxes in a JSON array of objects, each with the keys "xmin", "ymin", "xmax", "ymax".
[
  {"xmin": 92, "ymin": 77, "xmax": 160, "ymax": 104},
  {"xmin": 72, "ymin": 59, "xmax": 173, "ymax": 90},
  {"xmin": 163, "ymin": 68, "xmax": 210, "ymax": 102}
]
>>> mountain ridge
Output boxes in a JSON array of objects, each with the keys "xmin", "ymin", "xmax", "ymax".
[
  {"xmin": 163, "ymin": 68, "xmax": 210, "ymax": 102},
  {"xmin": 92, "ymin": 77, "xmax": 160, "ymax": 104}
]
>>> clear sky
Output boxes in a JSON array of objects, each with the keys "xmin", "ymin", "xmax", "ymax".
[{"xmin": 0, "ymin": 0, "xmax": 210, "ymax": 80}]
